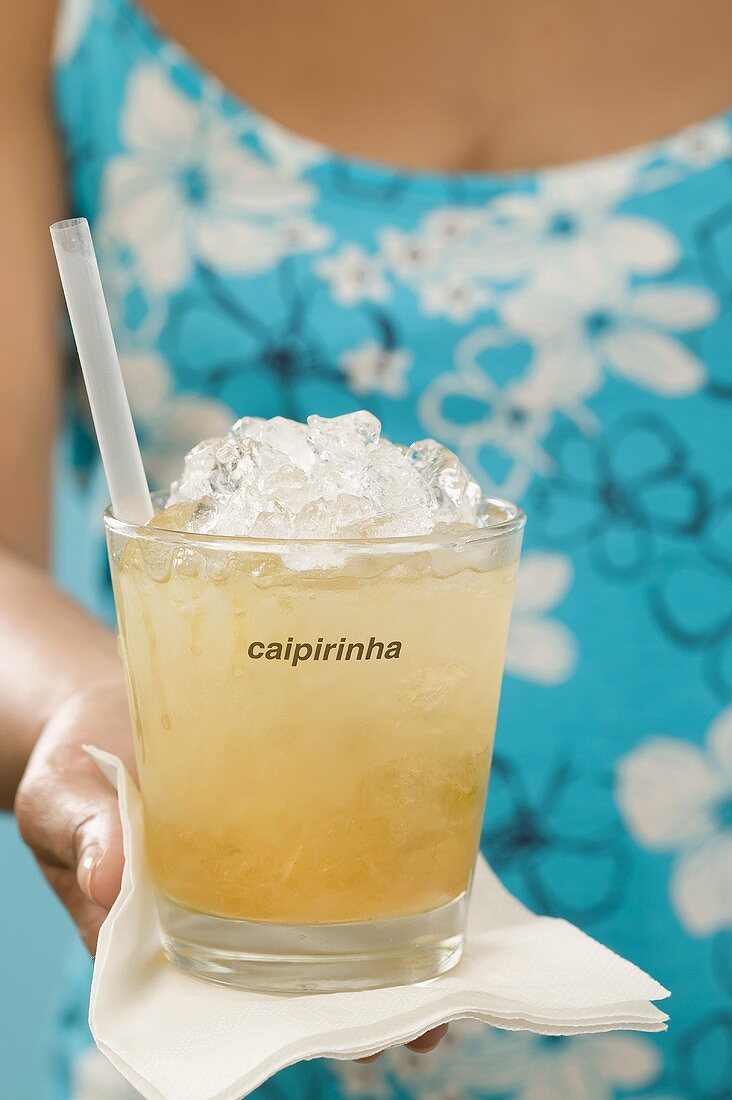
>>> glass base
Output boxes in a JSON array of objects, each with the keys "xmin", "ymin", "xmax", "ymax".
[{"xmin": 157, "ymin": 892, "xmax": 467, "ymax": 992}]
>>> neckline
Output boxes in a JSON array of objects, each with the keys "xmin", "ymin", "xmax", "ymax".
[{"xmin": 101, "ymin": 0, "xmax": 732, "ymax": 201}]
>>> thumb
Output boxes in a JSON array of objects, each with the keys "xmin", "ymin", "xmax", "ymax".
[
  {"xmin": 17, "ymin": 746, "xmax": 125, "ymax": 911},
  {"xmin": 72, "ymin": 793, "xmax": 125, "ymax": 910}
]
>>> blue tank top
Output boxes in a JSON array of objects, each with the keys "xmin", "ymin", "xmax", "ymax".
[{"xmin": 52, "ymin": 1, "xmax": 732, "ymax": 1096}]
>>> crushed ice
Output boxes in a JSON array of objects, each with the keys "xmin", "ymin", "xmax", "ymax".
[{"xmin": 166, "ymin": 411, "xmax": 485, "ymax": 539}]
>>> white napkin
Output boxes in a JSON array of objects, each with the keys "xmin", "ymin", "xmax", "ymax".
[{"xmin": 87, "ymin": 748, "xmax": 670, "ymax": 1100}]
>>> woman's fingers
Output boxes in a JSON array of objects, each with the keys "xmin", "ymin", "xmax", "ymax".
[
  {"xmin": 355, "ymin": 1023, "xmax": 449, "ymax": 1063},
  {"xmin": 406, "ymin": 1024, "xmax": 449, "ymax": 1053},
  {"xmin": 17, "ymin": 747, "xmax": 123, "ymax": 903},
  {"xmin": 16, "ymin": 747, "xmax": 124, "ymax": 952},
  {"xmin": 15, "ymin": 683, "xmax": 131, "ymax": 950}
]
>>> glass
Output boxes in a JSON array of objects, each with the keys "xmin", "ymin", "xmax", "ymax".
[{"xmin": 105, "ymin": 495, "xmax": 524, "ymax": 992}]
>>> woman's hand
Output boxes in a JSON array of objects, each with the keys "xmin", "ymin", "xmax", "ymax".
[
  {"xmin": 15, "ymin": 677, "xmax": 133, "ymax": 955},
  {"xmin": 15, "ymin": 676, "xmax": 448, "ymax": 1055}
]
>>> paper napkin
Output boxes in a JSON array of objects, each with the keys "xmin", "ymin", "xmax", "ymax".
[{"xmin": 87, "ymin": 748, "xmax": 669, "ymax": 1100}]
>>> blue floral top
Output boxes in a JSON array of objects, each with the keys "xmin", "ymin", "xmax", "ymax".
[{"xmin": 52, "ymin": 1, "xmax": 732, "ymax": 1097}]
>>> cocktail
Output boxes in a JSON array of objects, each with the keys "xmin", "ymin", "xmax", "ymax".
[{"xmin": 105, "ymin": 412, "xmax": 524, "ymax": 991}]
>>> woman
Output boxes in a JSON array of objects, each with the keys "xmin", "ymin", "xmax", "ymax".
[{"xmin": 5, "ymin": 0, "xmax": 731, "ymax": 1096}]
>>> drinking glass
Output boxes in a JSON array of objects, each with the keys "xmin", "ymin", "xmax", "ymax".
[{"xmin": 105, "ymin": 495, "xmax": 524, "ymax": 991}]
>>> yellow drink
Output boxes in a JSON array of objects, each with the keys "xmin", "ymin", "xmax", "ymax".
[
  {"xmin": 106, "ymin": 496, "xmax": 523, "ymax": 990},
  {"xmin": 114, "ymin": 544, "xmax": 516, "ymax": 924}
]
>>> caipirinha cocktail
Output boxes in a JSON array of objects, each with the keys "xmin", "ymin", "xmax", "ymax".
[{"xmin": 106, "ymin": 411, "xmax": 524, "ymax": 990}]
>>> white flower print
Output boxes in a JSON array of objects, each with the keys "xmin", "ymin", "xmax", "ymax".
[
  {"xmin": 120, "ymin": 352, "xmax": 234, "ymax": 489},
  {"xmin": 617, "ymin": 705, "xmax": 732, "ymax": 936},
  {"xmin": 54, "ymin": 0, "xmax": 93, "ymax": 62},
  {"xmin": 665, "ymin": 117, "xmax": 732, "ymax": 168},
  {"xmin": 258, "ymin": 118, "xmax": 327, "ymax": 175},
  {"xmin": 72, "ymin": 1047, "xmax": 140, "ymax": 1099},
  {"xmin": 421, "ymin": 275, "xmax": 493, "ymax": 323},
  {"xmin": 379, "ymin": 211, "xmax": 527, "ymax": 322},
  {"xmin": 277, "ymin": 216, "xmax": 333, "ymax": 252},
  {"xmin": 488, "ymin": 157, "xmax": 677, "ymax": 280},
  {"xmin": 380, "ymin": 226, "xmax": 441, "ymax": 280},
  {"xmin": 315, "ymin": 244, "xmax": 390, "ymax": 306},
  {"xmin": 502, "ymin": 255, "xmax": 717, "ymax": 397},
  {"xmin": 377, "ymin": 156, "xmax": 670, "ymax": 323},
  {"xmin": 101, "ymin": 65, "xmax": 326, "ymax": 295},
  {"xmin": 420, "ymin": 326, "xmax": 595, "ymax": 500},
  {"xmin": 340, "ymin": 340, "xmax": 413, "ymax": 397},
  {"xmin": 507, "ymin": 552, "xmax": 578, "ymax": 685},
  {"xmin": 421, "ymin": 205, "xmax": 536, "ymax": 282}
]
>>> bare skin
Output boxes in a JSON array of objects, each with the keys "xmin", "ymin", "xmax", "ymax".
[
  {"xmin": 146, "ymin": 0, "xmax": 732, "ymax": 173},
  {"xmin": 5, "ymin": 0, "xmax": 731, "ymax": 1063}
]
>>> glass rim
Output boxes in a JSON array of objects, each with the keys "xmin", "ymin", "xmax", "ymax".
[{"xmin": 104, "ymin": 492, "xmax": 525, "ymax": 553}]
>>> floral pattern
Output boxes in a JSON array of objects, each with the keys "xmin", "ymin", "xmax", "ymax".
[
  {"xmin": 533, "ymin": 413, "xmax": 710, "ymax": 580},
  {"xmin": 648, "ymin": 487, "xmax": 732, "ymax": 701},
  {"xmin": 505, "ymin": 552, "xmax": 577, "ymax": 684},
  {"xmin": 486, "ymin": 159, "xmax": 675, "ymax": 279},
  {"xmin": 484, "ymin": 753, "xmax": 630, "ymax": 923},
  {"xmin": 101, "ymin": 65, "xmax": 329, "ymax": 295},
  {"xmin": 665, "ymin": 118, "xmax": 732, "ymax": 169},
  {"xmin": 339, "ymin": 340, "xmax": 413, "ymax": 397},
  {"xmin": 502, "ymin": 259, "xmax": 716, "ymax": 398},
  {"xmin": 419, "ymin": 326, "xmax": 567, "ymax": 501},
  {"xmin": 315, "ymin": 245, "xmax": 390, "ymax": 306},
  {"xmin": 50, "ymin": 0, "xmax": 732, "ymax": 1097},
  {"xmin": 617, "ymin": 706, "xmax": 732, "ymax": 936}
]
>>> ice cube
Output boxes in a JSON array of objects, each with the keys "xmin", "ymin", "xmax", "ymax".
[
  {"xmin": 214, "ymin": 488, "xmax": 266, "ymax": 537},
  {"xmin": 250, "ymin": 500, "xmax": 302, "ymax": 539},
  {"xmin": 306, "ymin": 411, "xmax": 380, "ymax": 495},
  {"xmin": 260, "ymin": 417, "xmax": 315, "ymax": 471},
  {"xmin": 307, "ymin": 410, "xmax": 380, "ymax": 453},
  {"xmin": 208, "ymin": 438, "xmax": 248, "ymax": 496},
  {"xmin": 362, "ymin": 442, "xmax": 435, "ymax": 533},
  {"xmin": 169, "ymin": 438, "xmax": 219, "ymax": 504},
  {"xmin": 228, "ymin": 416, "xmax": 267, "ymax": 442},
  {"xmin": 406, "ymin": 439, "xmax": 482, "ymax": 525},
  {"xmin": 159, "ymin": 411, "xmax": 486, "ymax": 551}
]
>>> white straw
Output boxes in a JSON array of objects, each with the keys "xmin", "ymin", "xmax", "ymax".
[{"xmin": 51, "ymin": 218, "xmax": 153, "ymax": 525}]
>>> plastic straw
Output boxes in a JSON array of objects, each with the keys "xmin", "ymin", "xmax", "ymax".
[{"xmin": 50, "ymin": 218, "xmax": 153, "ymax": 525}]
